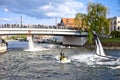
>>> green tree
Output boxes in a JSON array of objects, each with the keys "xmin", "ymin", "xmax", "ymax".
[
  {"xmin": 87, "ymin": 2, "xmax": 110, "ymax": 44},
  {"xmin": 74, "ymin": 13, "xmax": 88, "ymax": 31},
  {"xmin": 81, "ymin": 14, "xmax": 88, "ymax": 31},
  {"xmin": 74, "ymin": 13, "xmax": 82, "ymax": 30}
]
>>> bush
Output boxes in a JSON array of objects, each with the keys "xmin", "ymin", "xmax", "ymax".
[{"xmin": 110, "ymin": 31, "xmax": 120, "ymax": 38}]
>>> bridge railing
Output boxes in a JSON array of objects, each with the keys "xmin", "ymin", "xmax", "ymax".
[
  {"xmin": 0, "ymin": 24, "xmax": 88, "ymax": 36},
  {"xmin": 0, "ymin": 24, "xmax": 70, "ymax": 29},
  {"xmin": 0, "ymin": 24, "xmax": 88, "ymax": 31}
]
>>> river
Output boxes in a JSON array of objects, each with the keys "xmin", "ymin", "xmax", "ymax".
[{"xmin": 0, "ymin": 40, "xmax": 120, "ymax": 80}]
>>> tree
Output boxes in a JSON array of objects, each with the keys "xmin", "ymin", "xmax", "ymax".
[
  {"xmin": 81, "ymin": 14, "xmax": 88, "ymax": 31},
  {"xmin": 87, "ymin": 2, "xmax": 110, "ymax": 44},
  {"xmin": 74, "ymin": 13, "xmax": 88, "ymax": 31},
  {"xmin": 74, "ymin": 13, "xmax": 82, "ymax": 30}
]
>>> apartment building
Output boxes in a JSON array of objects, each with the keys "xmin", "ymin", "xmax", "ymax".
[{"xmin": 110, "ymin": 16, "xmax": 120, "ymax": 32}]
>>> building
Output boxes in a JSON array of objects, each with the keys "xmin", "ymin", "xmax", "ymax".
[
  {"xmin": 110, "ymin": 16, "xmax": 120, "ymax": 32},
  {"xmin": 58, "ymin": 18, "xmax": 77, "ymax": 29},
  {"xmin": 58, "ymin": 18, "xmax": 89, "ymax": 31}
]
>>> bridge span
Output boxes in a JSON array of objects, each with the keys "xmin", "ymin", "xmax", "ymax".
[
  {"xmin": 0, "ymin": 28, "xmax": 88, "ymax": 46},
  {"xmin": 0, "ymin": 28, "xmax": 87, "ymax": 36}
]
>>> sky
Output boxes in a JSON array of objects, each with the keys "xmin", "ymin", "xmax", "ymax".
[{"xmin": 0, "ymin": 0, "xmax": 119, "ymax": 25}]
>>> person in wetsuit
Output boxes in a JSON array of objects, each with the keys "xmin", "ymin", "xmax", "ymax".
[{"xmin": 60, "ymin": 50, "xmax": 66, "ymax": 61}]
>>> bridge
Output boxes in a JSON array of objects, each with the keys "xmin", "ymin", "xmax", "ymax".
[
  {"xmin": 0, "ymin": 28, "xmax": 87, "ymax": 36},
  {"xmin": 0, "ymin": 27, "xmax": 88, "ymax": 46}
]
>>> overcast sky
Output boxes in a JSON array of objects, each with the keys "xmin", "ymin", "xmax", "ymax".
[{"xmin": 0, "ymin": 0, "xmax": 119, "ymax": 25}]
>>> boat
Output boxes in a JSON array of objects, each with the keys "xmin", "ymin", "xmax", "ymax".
[
  {"xmin": 0, "ymin": 46, "xmax": 7, "ymax": 53},
  {"xmin": 0, "ymin": 40, "xmax": 7, "ymax": 53}
]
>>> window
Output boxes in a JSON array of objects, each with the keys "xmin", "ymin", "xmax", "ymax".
[
  {"xmin": 66, "ymin": 19, "xmax": 70, "ymax": 23},
  {"xmin": 114, "ymin": 26, "xmax": 116, "ymax": 30},
  {"xmin": 114, "ymin": 21, "xmax": 116, "ymax": 25},
  {"xmin": 118, "ymin": 26, "xmax": 120, "ymax": 30}
]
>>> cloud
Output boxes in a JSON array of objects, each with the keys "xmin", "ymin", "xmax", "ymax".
[
  {"xmin": 0, "ymin": 0, "xmax": 85, "ymax": 19},
  {"xmin": 4, "ymin": 8, "xmax": 9, "ymax": 12},
  {"xmin": 0, "ymin": 18, "xmax": 20, "ymax": 22},
  {"xmin": 0, "ymin": 18, "xmax": 11, "ymax": 21}
]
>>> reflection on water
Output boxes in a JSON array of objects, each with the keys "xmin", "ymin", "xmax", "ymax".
[{"xmin": 0, "ymin": 41, "xmax": 120, "ymax": 80}]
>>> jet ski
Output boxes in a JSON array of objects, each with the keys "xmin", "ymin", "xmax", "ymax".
[
  {"xmin": 57, "ymin": 50, "xmax": 71, "ymax": 63},
  {"xmin": 60, "ymin": 56, "xmax": 67, "ymax": 61},
  {"xmin": 59, "ymin": 56, "xmax": 71, "ymax": 63}
]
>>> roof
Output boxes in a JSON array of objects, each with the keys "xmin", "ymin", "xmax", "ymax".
[{"xmin": 61, "ymin": 18, "xmax": 75, "ymax": 27}]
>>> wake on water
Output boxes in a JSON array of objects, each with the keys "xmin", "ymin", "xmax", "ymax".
[
  {"xmin": 70, "ymin": 32, "xmax": 120, "ymax": 69},
  {"xmin": 25, "ymin": 34, "xmax": 120, "ymax": 69},
  {"xmin": 69, "ymin": 32, "xmax": 120, "ymax": 69},
  {"xmin": 70, "ymin": 54, "xmax": 120, "ymax": 66}
]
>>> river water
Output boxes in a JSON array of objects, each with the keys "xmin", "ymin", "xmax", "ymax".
[{"xmin": 0, "ymin": 41, "xmax": 120, "ymax": 80}]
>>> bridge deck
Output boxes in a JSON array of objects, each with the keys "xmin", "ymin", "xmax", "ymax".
[{"xmin": 0, "ymin": 28, "xmax": 88, "ymax": 36}]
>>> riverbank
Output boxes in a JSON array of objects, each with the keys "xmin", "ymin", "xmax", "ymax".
[
  {"xmin": 85, "ymin": 44, "xmax": 120, "ymax": 50},
  {"xmin": 101, "ymin": 38, "xmax": 120, "ymax": 49},
  {"xmin": 37, "ymin": 40, "xmax": 120, "ymax": 50},
  {"xmin": 85, "ymin": 38, "xmax": 120, "ymax": 50}
]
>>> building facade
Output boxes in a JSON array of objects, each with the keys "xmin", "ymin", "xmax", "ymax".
[
  {"xmin": 110, "ymin": 16, "xmax": 120, "ymax": 32},
  {"xmin": 58, "ymin": 18, "xmax": 88, "ymax": 31},
  {"xmin": 58, "ymin": 18, "xmax": 77, "ymax": 29}
]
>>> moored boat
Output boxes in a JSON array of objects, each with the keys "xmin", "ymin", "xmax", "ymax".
[{"xmin": 0, "ymin": 39, "xmax": 7, "ymax": 53}]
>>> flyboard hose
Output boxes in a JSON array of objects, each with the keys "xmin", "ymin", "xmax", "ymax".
[{"xmin": 92, "ymin": 31, "xmax": 117, "ymax": 61}]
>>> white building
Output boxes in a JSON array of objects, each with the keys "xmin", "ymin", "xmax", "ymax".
[{"xmin": 110, "ymin": 16, "xmax": 120, "ymax": 32}]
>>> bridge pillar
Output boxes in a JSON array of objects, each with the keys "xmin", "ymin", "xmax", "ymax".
[{"xmin": 62, "ymin": 36, "xmax": 88, "ymax": 46}]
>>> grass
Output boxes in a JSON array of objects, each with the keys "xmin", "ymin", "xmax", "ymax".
[
  {"xmin": 101, "ymin": 38, "xmax": 120, "ymax": 43},
  {"xmin": 101, "ymin": 38, "xmax": 120, "ymax": 46},
  {"xmin": 84, "ymin": 37, "xmax": 120, "ymax": 49}
]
